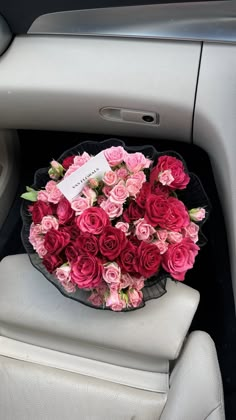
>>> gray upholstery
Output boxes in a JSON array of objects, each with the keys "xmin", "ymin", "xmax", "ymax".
[{"xmin": 0, "ymin": 255, "xmax": 225, "ymax": 419}]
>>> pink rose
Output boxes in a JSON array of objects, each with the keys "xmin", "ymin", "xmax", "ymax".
[
  {"xmin": 71, "ymin": 255, "xmax": 102, "ymax": 289},
  {"xmin": 45, "ymin": 180, "xmax": 57, "ymax": 193},
  {"xmin": 73, "ymin": 152, "xmax": 91, "ymax": 167},
  {"xmin": 153, "ymin": 240, "xmax": 168, "ymax": 255},
  {"xmin": 156, "ymin": 229, "xmax": 168, "ymax": 242},
  {"xmin": 110, "ymin": 182, "xmax": 129, "ymax": 204},
  {"xmin": 88, "ymin": 291, "xmax": 104, "ymax": 307},
  {"xmin": 48, "ymin": 184, "xmax": 63, "ymax": 204},
  {"xmin": 49, "ymin": 160, "xmax": 64, "ymax": 180},
  {"xmin": 134, "ymin": 218, "xmax": 156, "ymax": 241},
  {"xmin": 29, "ymin": 223, "xmax": 42, "ymax": 248},
  {"xmin": 71, "ymin": 197, "xmax": 90, "ymax": 215},
  {"xmin": 102, "ymin": 186, "xmax": 112, "ymax": 198},
  {"xmin": 100, "ymin": 199, "xmax": 123, "ymax": 219},
  {"xmin": 116, "ymin": 167, "xmax": 128, "ymax": 180},
  {"xmin": 56, "ymin": 266, "xmax": 76, "ymax": 294},
  {"xmin": 119, "ymin": 273, "xmax": 133, "ymax": 289},
  {"xmin": 37, "ymin": 190, "xmax": 49, "ymax": 202},
  {"xmin": 126, "ymin": 172, "xmax": 146, "ymax": 197},
  {"xmin": 76, "ymin": 207, "xmax": 110, "ymax": 234},
  {"xmin": 115, "ymin": 222, "xmax": 130, "ymax": 235},
  {"xmin": 158, "ymin": 169, "xmax": 174, "ymax": 186},
  {"xmin": 162, "ymin": 238, "xmax": 200, "ymax": 281},
  {"xmin": 183, "ymin": 222, "xmax": 199, "ymax": 243},
  {"xmin": 103, "ymin": 262, "xmax": 121, "ymax": 284},
  {"xmin": 103, "ymin": 171, "xmax": 118, "ymax": 186},
  {"xmin": 104, "ymin": 146, "xmax": 126, "ymax": 166},
  {"xmin": 41, "ymin": 216, "xmax": 59, "ymax": 233},
  {"xmin": 82, "ymin": 186, "xmax": 97, "ymax": 205},
  {"xmin": 167, "ymin": 231, "xmax": 183, "ymax": 244},
  {"xmin": 128, "ymin": 288, "xmax": 143, "ymax": 308},
  {"xmin": 124, "ymin": 152, "xmax": 150, "ymax": 173},
  {"xmin": 106, "ymin": 290, "xmax": 126, "ymax": 311},
  {"xmin": 88, "ymin": 178, "xmax": 99, "ymax": 189},
  {"xmin": 35, "ymin": 239, "xmax": 47, "ymax": 258},
  {"xmin": 55, "ymin": 265, "xmax": 71, "ymax": 282},
  {"xmin": 131, "ymin": 275, "xmax": 145, "ymax": 291},
  {"xmin": 64, "ymin": 164, "xmax": 80, "ymax": 178},
  {"xmin": 189, "ymin": 207, "xmax": 206, "ymax": 222},
  {"xmin": 61, "ymin": 281, "xmax": 76, "ymax": 294}
]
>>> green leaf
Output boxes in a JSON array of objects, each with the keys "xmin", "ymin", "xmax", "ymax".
[
  {"xmin": 21, "ymin": 191, "xmax": 38, "ymax": 202},
  {"xmin": 26, "ymin": 186, "xmax": 37, "ymax": 193}
]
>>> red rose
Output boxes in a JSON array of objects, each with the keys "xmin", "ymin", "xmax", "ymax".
[
  {"xmin": 162, "ymin": 238, "xmax": 199, "ymax": 281},
  {"xmin": 61, "ymin": 225, "xmax": 80, "ymax": 241},
  {"xmin": 151, "ymin": 155, "xmax": 190, "ymax": 190},
  {"xmin": 152, "ymin": 183, "xmax": 170, "ymax": 197},
  {"xmin": 44, "ymin": 228, "xmax": 70, "ymax": 255},
  {"xmin": 99, "ymin": 226, "xmax": 126, "ymax": 260},
  {"xmin": 76, "ymin": 207, "xmax": 110, "ymax": 234},
  {"xmin": 62, "ymin": 155, "xmax": 76, "ymax": 170},
  {"xmin": 32, "ymin": 201, "xmax": 53, "ymax": 224},
  {"xmin": 56, "ymin": 197, "xmax": 75, "ymax": 225},
  {"xmin": 136, "ymin": 182, "xmax": 151, "ymax": 208},
  {"xmin": 119, "ymin": 241, "xmax": 138, "ymax": 273},
  {"xmin": 145, "ymin": 195, "xmax": 189, "ymax": 231},
  {"xmin": 65, "ymin": 245, "xmax": 79, "ymax": 263},
  {"xmin": 145, "ymin": 193, "xmax": 169, "ymax": 227},
  {"xmin": 71, "ymin": 255, "xmax": 102, "ymax": 289},
  {"xmin": 161, "ymin": 197, "xmax": 189, "ymax": 231},
  {"xmin": 123, "ymin": 201, "xmax": 145, "ymax": 223},
  {"xmin": 43, "ymin": 254, "xmax": 63, "ymax": 273},
  {"xmin": 135, "ymin": 242, "xmax": 161, "ymax": 278},
  {"xmin": 75, "ymin": 233, "xmax": 98, "ymax": 256}
]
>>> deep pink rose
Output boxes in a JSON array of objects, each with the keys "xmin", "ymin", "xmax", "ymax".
[
  {"xmin": 44, "ymin": 228, "xmax": 70, "ymax": 255},
  {"xmin": 136, "ymin": 182, "xmax": 151, "ymax": 209},
  {"xmin": 99, "ymin": 226, "xmax": 126, "ymax": 260},
  {"xmin": 32, "ymin": 201, "xmax": 53, "ymax": 224},
  {"xmin": 104, "ymin": 146, "xmax": 126, "ymax": 166},
  {"xmin": 76, "ymin": 207, "xmax": 110, "ymax": 234},
  {"xmin": 71, "ymin": 255, "xmax": 102, "ymax": 289},
  {"xmin": 123, "ymin": 201, "xmax": 145, "ymax": 223},
  {"xmin": 162, "ymin": 237, "xmax": 200, "ymax": 281},
  {"xmin": 75, "ymin": 233, "xmax": 99, "ymax": 256},
  {"xmin": 119, "ymin": 241, "xmax": 137, "ymax": 273},
  {"xmin": 56, "ymin": 198, "xmax": 75, "ymax": 225},
  {"xmin": 43, "ymin": 254, "xmax": 63, "ymax": 273},
  {"xmin": 65, "ymin": 244, "xmax": 79, "ymax": 263},
  {"xmin": 62, "ymin": 155, "xmax": 76, "ymax": 170},
  {"xmin": 145, "ymin": 195, "xmax": 189, "ymax": 231},
  {"xmin": 61, "ymin": 225, "xmax": 80, "ymax": 241},
  {"xmin": 135, "ymin": 242, "xmax": 162, "ymax": 278},
  {"xmin": 151, "ymin": 155, "xmax": 190, "ymax": 190}
]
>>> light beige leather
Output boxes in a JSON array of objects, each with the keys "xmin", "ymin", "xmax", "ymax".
[
  {"xmin": 0, "ymin": 255, "xmax": 225, "ymax": 420},
  {"xmin": 0, "ymin": 355, "xmax": 166, "ymax": 420},
  {"xmin": 161, "ymin": 331, "xmax": 225, "ymax": 420},
  {"xmin": 0, "ymin": 254, "xmax": 199, "ymax": 371}
]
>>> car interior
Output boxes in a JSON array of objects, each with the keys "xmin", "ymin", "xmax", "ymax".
[{"xmin": 0, "ymin": 1, "xmax": 235, "ymax": 419}]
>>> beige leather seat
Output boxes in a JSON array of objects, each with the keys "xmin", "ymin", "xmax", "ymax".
[{"xmin": 0, "ymin": 255, "xmax": 225, "ymax": 420}]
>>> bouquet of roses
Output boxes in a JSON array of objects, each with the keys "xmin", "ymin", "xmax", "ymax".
[{"xmin": 21, "ymin": 140, "xmax": 207, "ymax": 311}]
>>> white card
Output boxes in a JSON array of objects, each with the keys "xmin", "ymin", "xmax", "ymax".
[{"xmin": 57, "ymin": 151, "xmax": 111, "ymax": 202}]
